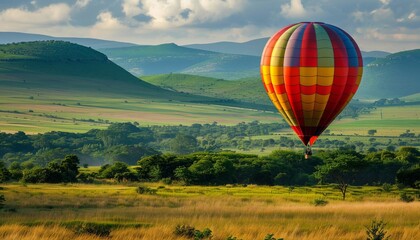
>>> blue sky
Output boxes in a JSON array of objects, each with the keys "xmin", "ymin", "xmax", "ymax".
[{"xmin": 0, "ymin": 0, "xmax": 418, "ymax": 52}]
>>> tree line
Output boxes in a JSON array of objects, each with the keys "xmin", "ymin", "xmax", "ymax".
[
  {"xmin": 1, "ymin": 122, "xmax": 419, "ymax": 169},
  {"xmin": 1, "ymin": 148, "xmax": 419, "ymax": 199}
]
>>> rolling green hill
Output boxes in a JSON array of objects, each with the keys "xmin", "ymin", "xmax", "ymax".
[
  {"xmin": 357, "ymin": 49, "xmax": 420, "ymax": 99},
  {"xmin": 142, "ymin": 73, "xmax": 270, "ymax": 105},
  {"xmin": 0, "ymin": 41, "xmax": 280, "ymax": 133},
  {"xmin": 0, "ymin": 41, "xmax": 176, "ymax": 98},
  {"xmin": 100, "ymin": 43, "xmax": 260, "ymax": 79}
]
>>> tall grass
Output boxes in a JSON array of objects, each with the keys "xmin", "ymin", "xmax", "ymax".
[{"xmin": 0, "ymin": 183, "xmax": 419, "ymax": 240}]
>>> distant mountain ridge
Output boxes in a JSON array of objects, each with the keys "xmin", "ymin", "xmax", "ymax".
[
  {"xmin": 357, "ymin": 49, "xmax": 420, "ymax": 99},
  {"xmin": 100, "ymin": 43, "xmax": 260, "ymax": 79},
  {"xmin": 184, "ymin": 38, "xmax": 268, "ymax": 56},
  {"xmin": 184, "ymin": 37, "xmax": 392, "ymax": 59}
]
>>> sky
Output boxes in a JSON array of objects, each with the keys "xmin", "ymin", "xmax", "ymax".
[{"xmin": 0, "ymin": 0, "xmax": 419, "ymax": 52}]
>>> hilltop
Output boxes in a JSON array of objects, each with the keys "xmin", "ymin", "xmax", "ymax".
[
  {"xmin": 0, "ymin": 41, "xmax": 107, "ymax": 61},
  {"xmin": 0, "ymin": 41, "xmax": 171, "ymax": 98},
  {"xmin": 0, "ymin": 32, "xmax": 137, "ymax": 49}
]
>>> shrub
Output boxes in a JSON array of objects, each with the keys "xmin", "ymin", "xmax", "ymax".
[
  {"xmin": 73, "ymin": 222, "xmax": 112, "ymax": 237},
  {"xmin": 77, "ymin": 173, "xmax": 95, "ymax": 183},
  {"xmin": 174, "ymin": 225, "xmax": 212, "ymax": 239},
  {"xmin": 174, "ymin": 225, "xmax": 196, "ymax": 238},
  {"xmin": 195, "ymin": 228, "xmax": 212, "ymax": 239},
  {"xmin": 400, "ymin": 192, "xmax": 415, "ymax": 202},
  {"xmin": 0, "ymin": 194, "xmax": 5, "ymax": 209},
  {"xmin": 162, "ymin": 177, "xmax": 172, "ymax": 185},
  {"xmin": 312, "ymin": 198, "xmax": 328, "ymax": 206},
  {"xmin": 226, "ymin": 236, "xmax": 242, "ymax": 240},
  {"xmin": 136, "ymin": 186, "xmax": 157, "ymax": 195},
  {"xmin": 264, "ymin": 234, "xmax": 284, "ymax": 240},
  {"xmin": 365, "ymin": 219, "xmax": 390, "ymax": 240},
  {"xmin": 382, "ymin": 183, "xmax": 392, "ymax": 192}
]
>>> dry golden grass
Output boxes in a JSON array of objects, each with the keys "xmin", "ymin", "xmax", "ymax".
[{"xmin": 0, "ymin": 183, "xmax": 419, "ymax": 240}]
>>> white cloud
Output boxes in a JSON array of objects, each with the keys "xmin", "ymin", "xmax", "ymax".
[
  {"xmin": 379, "ymin": 0, "xmax": 391, "ymax": 5},
  {"xmin": 280, "ymin": 0, "xmax": 306, "ymax": 18},
  {"xmin": 90, "ymin": 11, "xmax": 130, "ymax": 38},
  {"xmin": 0, "ymin": 3, "xmax": 71, "ymax": 27},
  {"xmin": 75, "ymin": 0, "xmax": 91, "ymax": 8},
  {"xmin": 122, "ymin": 0, "xmax": 142, "ymax": 18},
  {"xmin": 407, "ymin": 12, "xmax": 416, "ymax": 20},
  {"xmin": 356, "ymin": 27, "xmax": 420, "ymax": 42},
  {"xmin": 352, "ymin": 10, "xmax": 367, "ymax": 22},
  {"xmin": 133, "ymin": 0, "xmax": 246, "ymax": 28},
  {"xmin": 370, "ymin": 7, "xmax": 394, "ymax": 22},
  {"xmin": 0, "ymin": 0, "xmax": 417, "ymax": 52}
]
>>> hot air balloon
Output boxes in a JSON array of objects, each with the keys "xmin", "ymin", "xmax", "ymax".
[{"xmin": 260, "ymin": 22, "xmax": 363, "ymax": 157}]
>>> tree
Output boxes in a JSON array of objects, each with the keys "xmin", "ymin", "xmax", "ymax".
[
  {"xmin": 368, "ymin": 129, "xmax": 377, "ymax": 136},
  {"xmin": 396, "ymin": 147, "xmax": 419, "ymax": 164},
  {"xmin": 22, "ymin": 167, "xmax": 48, "ymax": 183},
  {"xmin": 0, "ymin": 161, "xmax": 11, "ymax": 182},
  {"xmin": 98, "ymin": 161, "xmax": 132, "ymax": 179},
  {"xmin": 60, "ymin": 155, "xmax": 80, "ymax": 182},
  {"xmin": 396, "ymin": 166, "xmax": 420, "ymax": 188},
  {"xmin": 213, "ymin": 157, "xmax": 235, "ymax": 184},
  {"xmin": 315, "ymin": 153, "xmax": 367, "ymax": 200},
  {"xmin": 104, "ymin": 145, "xmax": 158, "ymax": 165},
  {"xmin": 173, "ymin": 166, "xmax": 190, "ymax": 184},
  {"xmin": 188, "ymin": 157, "xmax": 215, "ymax": 184},
  {"xmin": 170, "ymin": 134, "xmax": 199, "ymax": 154}
]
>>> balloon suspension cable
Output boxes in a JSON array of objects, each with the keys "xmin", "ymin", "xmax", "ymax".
[{"xmin": 304, "ymin": 143, "xmax": 312, "ymax": 159}]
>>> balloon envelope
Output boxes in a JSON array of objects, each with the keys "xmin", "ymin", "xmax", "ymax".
[{"xmin": 260, "ymin": 22, "xmax": 363, "ymax": 146}]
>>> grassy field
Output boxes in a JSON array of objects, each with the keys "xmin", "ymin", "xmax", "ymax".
[
  {"xmin": 1, "ymin": 84, "xmax": 419, "ymax": 136},
  {"xmin": 0, "ymin": 91, "xmax": 280, "ymax": 133},
  {"xmin": 0, "ymin": 183, "xmax": 418, "ymax": 240},
  {"xmin": 328, "ymin": 105, "xmax": 420, "ymax": 136},
  {"xmin": 142, "ymin": 73, "xmax": 270, "ymax": 105},
  {"xmin": 0, "ymin": 73, "xmax": 280, "ymax": 134}
]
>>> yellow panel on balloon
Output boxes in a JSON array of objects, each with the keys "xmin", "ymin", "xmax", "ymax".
[
  {"xmin": 315, "ymin": 93, "xmax": 330, "ymax": 103},
  {"xmin": 300, "ymin": 67, "xmax": 317, "ymax": 76},
  {"xmin": 314, "ymin": 102, "xmax": 327, "ymax": 112},
  {"xmin": 269, "ymin": 56, "xmax": 283, "ymax": 66},
  {"xmin": 271, "ymin": 76, "xmax": 284, "ymax": 86},
  {"xmin": 317, "ymin": 76, "xmax": 334, "ymax": 86},
  {"xmin": 277, "ymin": 93, "xmax": 289, "ymax": 104},
  {"xmin": 302, "ymin": 102, "xmax": 314, "ymax": 111},
  {"xmin": 270, "ymin": 66, "xmax": 283, "ymax": 76},
  {"xmin": 301, "ymin": 94, "xmax": 315, "ymax": 103},
  {"xmin": 317, "ymin": 67, "xmax": 334, "ymax": 76},
  {"xmin": 312, "ymin": 111, "xmax": 324, "ymax": 119},
  {"xmin": 300, "ymin": 76, "xmax": 317, "ymax": 86}
]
